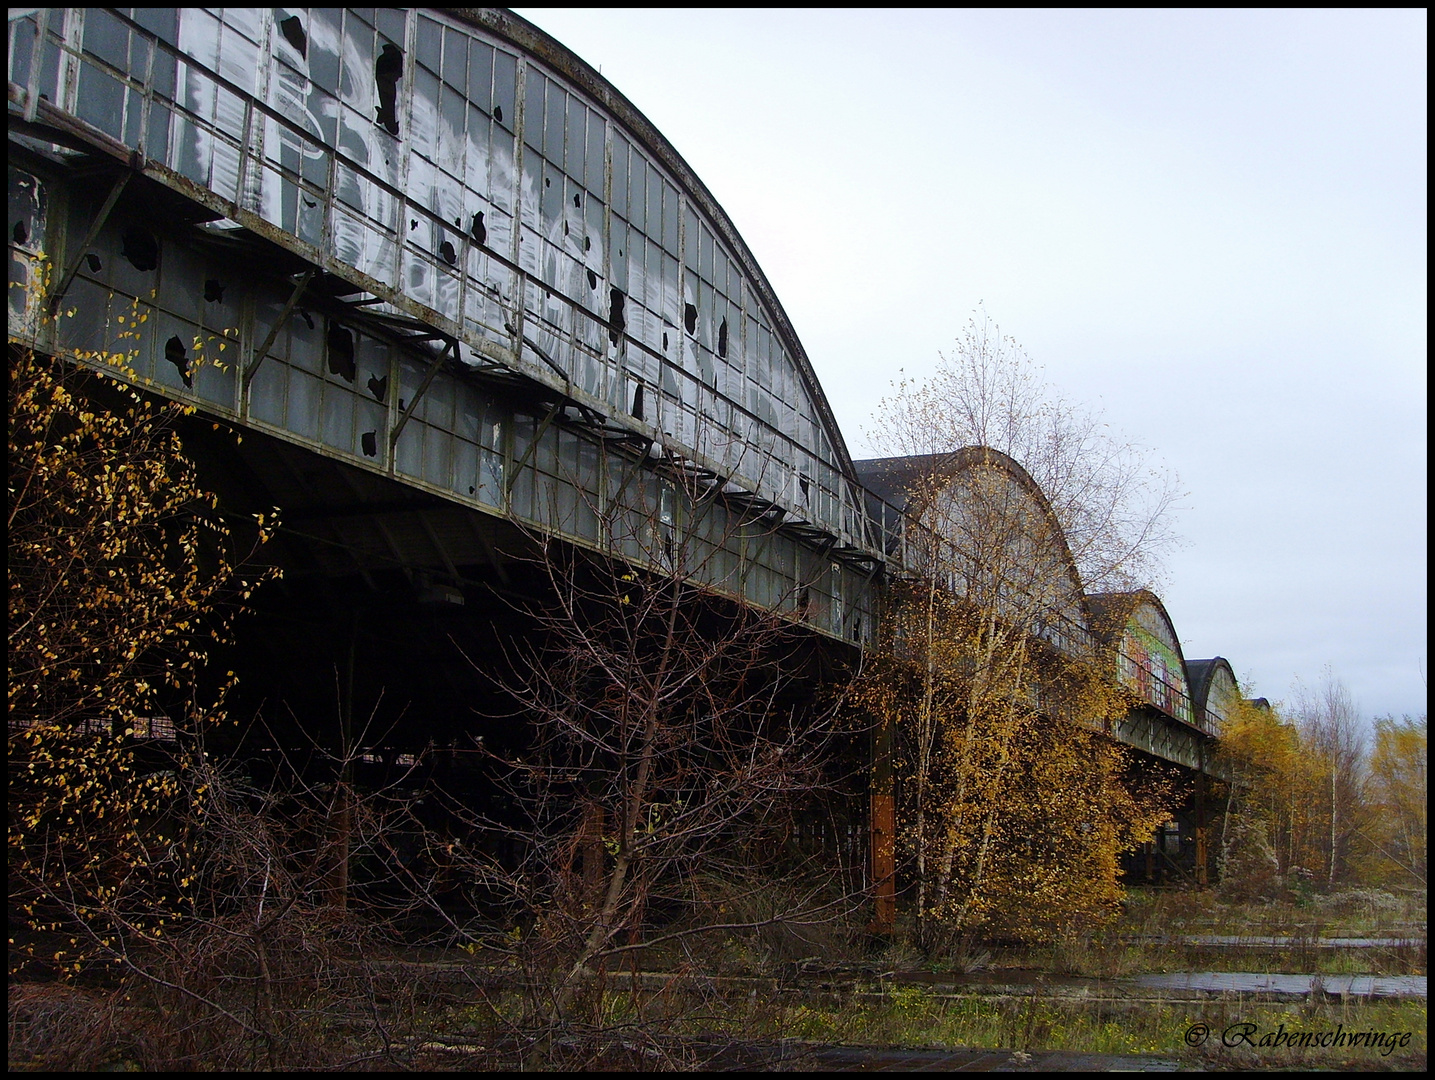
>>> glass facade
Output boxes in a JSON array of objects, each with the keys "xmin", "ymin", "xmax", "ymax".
[
  {"xmin": 1117, "ymin": 601, "xmax": 1194, "ymax": 726},
  {"xmin": 8, "ymin": 8, "xmax": 1241, "ymax": 776},
  {"xmin": 7, "ymin": 7, "xmax": 879, "ymax": 642}
]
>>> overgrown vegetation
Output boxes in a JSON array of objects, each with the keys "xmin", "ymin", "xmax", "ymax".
[
  {"xmin": 1217, "ymin": 687, "xmax": 1427, "ymax": 900},
  {"xmin": 8, "ymin": 306, "xmax": 870, "ymax": 1068},
  {"xmin": 9, "ymin": 313, "xmax": 446, "ymax": 1068},
  {"xmin": 10, "ymin": 286, "xmax": 1422, "ymax": 1071},
  {"xmin": 855, "ymin": 313, "xmax": 1183, "ymax": 948},
  {"xmin": 433, "ymin": 446, "xmax": 869, "ymax": 1055},
  {"xmin": 11, "ymin": 877, "xmax": 1424, "ymax": 1070},
  {"xmin": 8, "ymin": 330, "xmax": 277, "ymax": 983}
]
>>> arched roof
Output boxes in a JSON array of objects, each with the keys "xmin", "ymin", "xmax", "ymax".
[
  {"xmin": 1186, "ymin": 656, "xmax": 1235, "ymax": 716},
  {"xmin": 853, "ymin": 447, "xmax": 1090, "ymax": 633},
  {"xmin": 1186, "ymin": 656, "xmax": 1239, "ymax": 734},
  {"xmin": 23, "ymin": 6, "xmax": 865, "ymax": 548},
  {"xmin": 1085, "ymin": 590, "xmax": 1181, "ymax": 653},
  {"xmin": 1086, "ymin": 589, "xmax": 1194, "ymax": 724},
  {"xmin": 855, "ymin": 448, "xmax": 1053, "ymax": 516}
]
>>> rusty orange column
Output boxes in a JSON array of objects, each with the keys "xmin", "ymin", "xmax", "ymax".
[
  {"xmin": 1195, "ymin": 744, "xmax": 1209, "ymax": 888},
  {"xmin": 868, "ymin": 710, "xmax": 896, "ymax": 934}
]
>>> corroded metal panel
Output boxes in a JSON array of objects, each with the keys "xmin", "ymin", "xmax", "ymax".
[
  {"xmin": 1115, "ymin": 710, "xmax": 1203, "ymax": 771},
  {"xmin": 7, "ymin": 9, "xmax": 1241, "ymax": 775},
  {"xmin": 7, "ymin": 7, "xmax": 862, "ymax": 548},
  {"xmin": 7, "ymin": 7, "xmax": 883, "ymax": 643},
  {"xmin": 9, "ymin": 161, "xmax": 873, "ymax": 642}
]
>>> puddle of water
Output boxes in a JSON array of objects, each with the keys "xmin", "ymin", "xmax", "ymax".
[
  {"xmin": 893, "ymin": 969, "xmax": 1092, "ymax": 989},
  {"xmin": 1131, "ymin": 972, "xmax": 1426, "ymax": 998},
  {"xmin": 721, "ymin": 1043, "xmax": 1182, "ymax": 1072},
  {"xmin": 1138, "ymin": 934, "xmax": 1425, "ymax": 949},
  {"xmin": 832, "ymin": 968, "xmax": 1426, "ymax": 1002}
]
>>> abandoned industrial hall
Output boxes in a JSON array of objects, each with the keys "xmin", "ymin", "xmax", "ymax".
[{"xmin": 8, "ymin": 7, "xmax": 1252, "ymax": 929}]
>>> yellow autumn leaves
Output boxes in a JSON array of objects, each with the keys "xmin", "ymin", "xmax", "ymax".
[{"xmin": 8, "ymin": 337, "xmax": 277, "ymax": 979}]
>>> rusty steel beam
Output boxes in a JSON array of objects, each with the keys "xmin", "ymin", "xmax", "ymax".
[
  {"xmin": 243, "ymin": 267, "xmax": 317, "ymax": 391},
  {"xmin": 520, "ymin": 332, "xmax": 574, "ymax": 387},
  {"xmin": 47, "ymin": 169, "xmax": 130, "ymax": 316},
  {"xmin": 868, "ymin": 707, "xmax": 896, "ymax": 936},
  {"xmin": 388, "ymin": 336, "xmax": 456, "ymax": 451}
]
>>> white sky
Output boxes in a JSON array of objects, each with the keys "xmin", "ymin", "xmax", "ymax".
[{"xmin": 513, "ymin": 8, "xmax": 1428, "ymax": 720}]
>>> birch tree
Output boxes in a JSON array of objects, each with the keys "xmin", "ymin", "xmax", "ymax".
[
  {"xmin": 1364, "ymin": 714, "xmax": 1427, "ymax": 887},
  {"xmin": 860, "ymin": 311, "xmax": 1181, "ymax": 948},
  {"xmin": 1292, "ymin": 670, "xmax": 1369, "ymax": 888},
  {"xmin": 1214, "ymin": 696, "xmax": 1322, "ymax": 894}
]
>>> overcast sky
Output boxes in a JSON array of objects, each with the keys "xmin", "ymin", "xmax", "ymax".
[{"xmin": 513, "ymin": 8, "xmax": 1428, "ymax": 721}]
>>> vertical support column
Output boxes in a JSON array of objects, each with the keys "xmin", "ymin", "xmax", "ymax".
[
  {"xmin": 385, "ymin": 344, "xmax": 401, "ymax": 475},
  {"xmin": 1195, "ymin": 743, "xmax": 1209, "ymax": 888},
  {"xmin": 868, "ymin": 708, "xmax": 896, "ymax": 936}
]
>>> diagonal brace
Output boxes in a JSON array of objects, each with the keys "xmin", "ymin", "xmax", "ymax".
[
  {"xmin": 521, "ymin": 333, "xmax": 571, "ymax": 386},
  {"xmin": 243, "ymin": 267, "xmax": 316, "ymax": 389},
  {"xmin": 506, "ymin": 398, "xmax": 564, "ymax": 495},
  {"xmin": 389, "ymin": 336, "xmax": 455, "ymax": 451},
  {"xmin": 48, "ymin": 171, "xmax": 131, "ymax": 315}
]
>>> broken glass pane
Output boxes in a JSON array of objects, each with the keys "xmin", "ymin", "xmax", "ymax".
[{"xmin": 493, "ymin": 51, "xmax": 516, "ymax": 130}]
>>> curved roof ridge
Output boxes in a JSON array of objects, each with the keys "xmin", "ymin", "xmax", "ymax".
[
  {"xmin": 1186, "ymin": 655, "xmax": 1237, "ymax": 725},
  {"xmin": 1086, "ymin": 589, "xmax": 1189, "ymax": 672},
  {"xmin": 853, "ymin": 446, "xmax": 1089, "ymax": 626}
]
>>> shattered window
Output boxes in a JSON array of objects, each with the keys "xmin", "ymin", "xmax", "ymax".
[
  {"xmin": 9, "ymin": 167, "xmax": 46, "ymax": 254},
  {"xmin": 20, "ymin": 6, "xmax": 855, "ymax": 558},
  {"xmin": 9, "ymin": 167, "xmax": 47, "ymax": 328}
]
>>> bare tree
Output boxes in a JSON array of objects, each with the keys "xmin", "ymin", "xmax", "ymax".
[
  {"xmin": 1292, "ymin": 669, "xmax": 1369, "ymax": 888},
  {"xmin": 442, "ymin": 434, "xmax": 867, "ymax": 1054},
  {"xmin": 871, "ymin": 309, "xmax": 1184, "ymax": 594}
]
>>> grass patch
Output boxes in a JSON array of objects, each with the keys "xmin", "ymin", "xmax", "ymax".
[
  {"xmin": 11, "ymin": 886, "xmax": 1424, "ymax": 1069},
  {"xmin": 962, "ymin": 887, "xmax": 1427, "ymax": 978},
  {"xmin": 771, "ymin": 985, "xmax": 1426, "ymax": 1067},
  {"xmin": 1119, "ymin": 887, "xmax": 1426, "ymax": 940}
]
